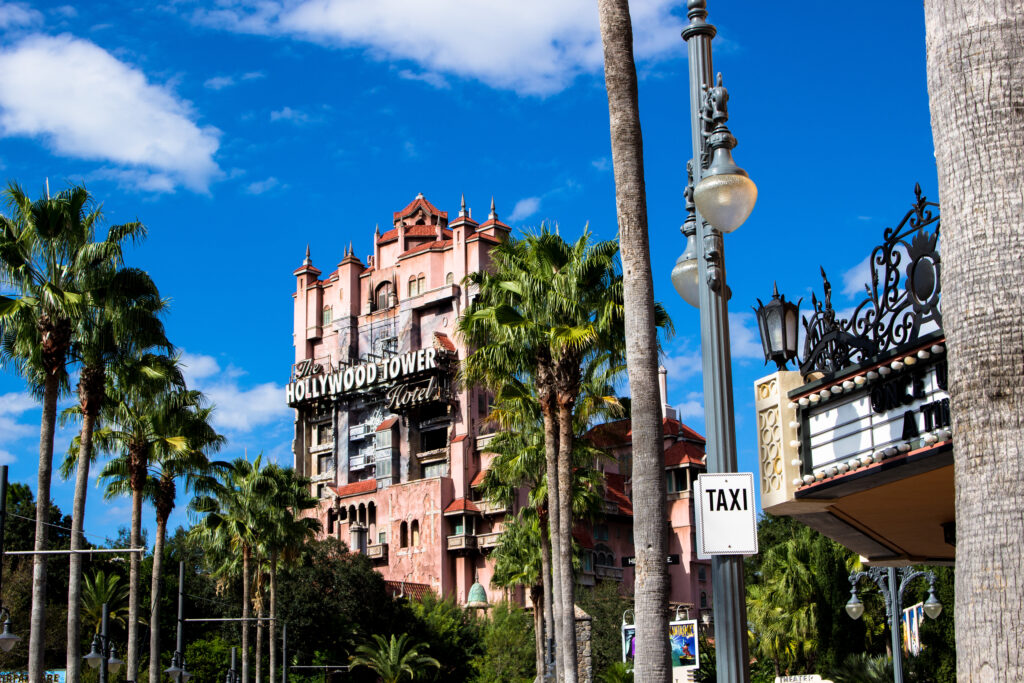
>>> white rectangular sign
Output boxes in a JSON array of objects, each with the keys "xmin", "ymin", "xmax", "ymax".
[{"xmin": 694, "ymin": 473, "xmax": 758, "ymax": 557}]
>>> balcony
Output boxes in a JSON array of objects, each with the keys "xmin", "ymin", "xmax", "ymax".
[
  {"xmin": 366, "ymin": 543, "xmax": 388, "ymax": 562},
  {"xmin": 477, "ymin": 531, "xmax": 502, "ymax": 549},
  {"xmin": 349, "ymin": 451, "xmax": 374, "ymax": 470},
  {"xmin": 417, "ymin": 447, "xmax": 448, "ymax": 464},
  {"xmin": 478, "ymin": 500, "xmax": 511, "ymax": 516},
  {"xmin": 578, "ymin": 570, "xmax": 596, "ymax": 587},
  {"xmin": 349, "ymin": 423, "xmax": 374, "ymax": 440},
  {"xmin": 595, "ymin": 565, "xmax": 624, "ymax": 581},
  {"xmin": 446, "ymin": 534, "xmax": 478, "ymax": 551}
]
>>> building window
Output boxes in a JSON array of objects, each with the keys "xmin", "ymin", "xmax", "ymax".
[
  {"xmin": 316, "ymin": 484, "xmax": 324, "ymax": 499},
  {"xmin": 418, "ymin": 274, "xmax": 425, "ymax": 293},
  {"xmin": 583, "ymin": 552, "xmax": 593, "ymax": 573},
  {"xmin": 400, "ymin": 521, "xmax": 408, "ymax": 548},
  {"xmin": 327, "ymin": 510, "xmax": 335, "ymax": 535},
  {"xmin": 698, "ymin": 565, "xmax": 707, "ymax": 582},
  {"xmin": 421, "ymin": 427, "xmax": 448, "ymax": 452},
  {"xmin": 411, "ymin": 520, "xmax": 420, "ymax": 547},
  {"xmin": 313, "ymin": 421, "xmax": 333, "ymax": 447},
  {"xmin": 375, "ymin": 282, "xmax": 393, "ymax": 310},
  {"xmin": 409, "ymin": 276, "xmax": 419, "ymax": 297},
  {"xmin": 422, "ymin": 462, "xmax": 447, "ymax": 478},
  {"xmin": 378, "ymin": 530, "xmax": 387, "ymax": 545},
  {"xmin": 700, "ymin": 591, "xmax": 708, "ymax": 609},
  {"xmin": 446, "ymin": 272, "xmax": 454, "ymax": 285},
  {"xmin": 667, "ymin": 468, "xmax": 688, "ymax": 493},
  {"xmin": 322, "ymin": 306, "xmax": 333, "ymax": 326},
  {"xmin": 594, "ymin": 524, "xmax": 609, "ymax": 542}
]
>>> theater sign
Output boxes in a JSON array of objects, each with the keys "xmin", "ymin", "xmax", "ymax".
[{"xmin": 753, "ymin": 186, "xmax": 955, "ymax": 564}]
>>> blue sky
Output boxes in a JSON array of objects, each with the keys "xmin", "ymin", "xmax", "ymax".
[{"xmin": 0, "ymin": 0, "xmax": 938, "ymax": 546}]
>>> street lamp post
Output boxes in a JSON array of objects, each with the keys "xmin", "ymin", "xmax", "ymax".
[
  {"xmin": 84, "ymin": 603, "xmax": 124, "ymax": 683},
  {"xmin": 165, "ymin": 561, "xmax": 192, "ymax": 682},
  {"xmin": 674, "ymin": 2, "xmax": 758, "ymax": 681},
  {"xmin": 226, "ymin": 646, "xmax": 240, "ymax": 683},
  {"xmin": 845, "ymin": 566, "xmax": 943, "ymax": 683}
]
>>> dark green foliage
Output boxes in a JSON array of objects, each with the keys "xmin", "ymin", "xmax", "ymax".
[
  {"xmin": 184, "ymin": 635, "xmax": 234, "ymax": 682},
  {"xmin": 575, "ymin": 579, "xmax": 633, "ymax": 678},
  {"xmin": 694, "ymin": 633, "xmax": 715, "ymax": 682},
  {"xmin": 597, "ymin": 660, "xmax": 634, "ymax": 683},
  {"xmin": 404, "ymin": 591, "xmax": 482, "ymax": 683},
  {"xmin": 829, "ymin": 653, "xmax": 893, "ymax": 683},
  {"xmin": 470, "ymin": 602, "xmax": 535, "ymax": 683}
]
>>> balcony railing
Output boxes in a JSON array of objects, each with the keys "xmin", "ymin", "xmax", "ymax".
[
  {"xmin": 349, "ymin": 423, "xmax": 374, "ymax": 440},
  {"xmin": 595, "ymin": 565, "xmax": 624, "ymax": 581},
  {"xmin": 417, "ymin": 447, "xmax": 448, "ymax": 464},
  {"xmin": 349, "ymin": 451, "xmax": 374, "ymax": 470},
  {"xmin": 446, "ymin": 534, "xmax": 478, "ymax": 551},
  {"xmin": 366, "ymin": 543, "xmax": 388, "ymax": 561},
  {"xmin": 478, "ymin": 500, "xmax": 511, "ymax": 516},
  {"xmin": 477, "ymin": 531, "xmax": 502, "ymax": 549}
]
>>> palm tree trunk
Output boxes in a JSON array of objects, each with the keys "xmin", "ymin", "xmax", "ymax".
[
  {"xmin": 270, "ymin": 554, "xmax": 277, "ymax": 683},
  {"xmin": 539, "ymin": 392, "xmax": 564, "ymax": 682},
  {"xmin": 242, "ymin": 545, "xmax": 251, "ymax": 683},
  {"xmin": 256, "ymin": 603, "xmax": 264, "ymax": 683},
  {"xmin": 924, "ymin": 2, "xmax": 1024, "ymax": 678},
  {"xmin": 128, "ymin": 485, "xmax": 144, "ymax": 682},
  {"xmin": 28, "ymin": 371, "xmax": 58, "ymax": 683},
  {"xmin": 530, "ymin": 585, "xmax": 544, "ymax": 682},
  {"xmin": 67, "ymin": 408, "xmax": 97, "ymax": 683},
  {"xmin": 539, "ymin": 525, "xmax": 554, "ymax": 678},
  {"xmin": 556, "ymin": 401, "xmax": 577, "ymax": 683},
  {"xmin": 596, "ymin": 1, "xmax": 669, "ymax": 680},
  {"xmin": 149, "ymin": 515, "xmax": 169, "ymax": 683}
]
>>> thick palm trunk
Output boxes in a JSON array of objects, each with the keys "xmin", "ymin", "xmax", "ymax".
[
  {"xmin": 539, "ymin": 395, "xmax": 565, "ymax": 682},
  {"xmin": 530, "ymin": 585, "xmax": 544, "ymax": 682},
  {"xmin": 596, "ymin": 1, "xmax": 670, "ymax": 679},
  {"xmin": 149, "ymin": 515, "xmax": 169, "ymax": 683},
  {"xmin": 66, "ymin": 408, "xmax": 97, "ymax": 682},
  {"xmin": 540, "ymin": 524, "xmax": 555, "ymax": 678},
  {"xmin": 242, "ymin": 546, "xmax": 251, "ymax": 683},
  {"xmin": 270, "ymin": 555, "xmax": 278, "ymax": 683},
  {"xmin": 128, "ymin": 485, "xmax": 144, "ymax": 682},
  {"xmin": 556, "ymin": 402, "xmax": 578, "ymax": 683},
  {"xmin": 924, "ymin": 2, "xmax": 1024, "ymax": 678},
  {"xmin": 28, "ymin": 372, "xmax": 58, "ymax": 683}
]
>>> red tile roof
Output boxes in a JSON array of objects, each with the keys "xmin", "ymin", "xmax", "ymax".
[
  {"xmin": 433, "ymin": 332, "xmax": 457, "ymax": 353},
  {"xmin": 443, "ymin": 498, "xmax": 480, "ymax": 515},
  {"xmin": 470, "ymin": 469, "xmax": 488, "ymax": 487},
  {"xmin": 402, "ymin": 239, "xmax": 452, "ymax": 256},
  {"xmin": 573, "ymin": 527, "xmax": 595, "ymax": 549},
  {"xmin": 586, "ymin": 420, "xmax": 632, "ymax": 448},
  {"xmin": 330, "ymin": 479, "xmax": 377, "ymax": 498},
  {"xmin": 664, "ymin": 441, "xmax": 706, "ymax": 467},
  {"xmin": 377, "ymin": 228, "xmax": 399, "ymax": 243},
  {"xmin": 604, "ymin": 472, "xmax": 633, "ymax": 515},
  {"xmin": 467, "ymin": 232, "xmax": 501, "ymax": 244},
  {"xmin": 661, "ymin": 418, "xmax": 706, "ymax": 443},
  {"xmin": 385, "ymin": 580, "xmax": 433, "ymax": 601},
  {"xmin": 393, "ymin": 195, "xmax": 447, "ymax": 222},
  {"xmin": 376, "ymin": 416, "xmax": 398, "ymax": 432},
  {"xmin": 452, "ymin": 434, "xmax": 468, "ymax": 443}
]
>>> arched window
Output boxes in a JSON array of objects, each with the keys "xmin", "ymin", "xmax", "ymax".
[
  {"xmin": 327, "ymin": 509, "xmax": 335, "ymax": 535},
  {"xmin": 411, "ymin": 520, "xmax": 420, "ymax": 547},
  {"xmin": 700, "ymin": 591, "xmax": 708, "ymax": 609},
  {"xmin": 400, "ymin": 521, "xmax": 408, "ymax": 548},
  {"xmin": 445, "ymin": 272, "xmax": 454, "ymax": 285},
  {"xmin": 375, "ymin": 282, "xmax": 393, "ymax": 310},
  {"xmin": 322, "ymin": 306, "xmax": 333, "ymax": 326},
  {"xmin": 409, "ymin": 276, "xmax": 419, "ymax": 298},
  {"xmin": 417, "ymin": 274, "xmax": 425, "ymax": 293}
]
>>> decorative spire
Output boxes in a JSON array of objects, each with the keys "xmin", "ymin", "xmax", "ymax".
[
  {"xmin": 347, "ymin": 241, "xmax": 353, "ymax": 257},
  {"xmin": 488, "ymin": 196, "xmax": 497, "ymax": 221},
  {"xmin": 416, "ymin": 192, "xmax": 424, "ymax": 199},
  {"xmin": 375, "ymin": 223, "xmax": 381, "ymax": 237},
  {"xmin": 303, "ymin": 244, "xmax": 312, "ymax": 266},
  {"xmin": 459, "ymin": 193, "xmax": 467, "ymax": 218}
]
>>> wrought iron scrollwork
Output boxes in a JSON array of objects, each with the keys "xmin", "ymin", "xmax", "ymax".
[{"xmin": 799, "ymin": 184, "xmax": 941, "ymax": 376}]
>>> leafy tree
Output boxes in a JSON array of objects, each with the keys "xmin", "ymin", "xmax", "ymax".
[
  {"xmin": 81, "ymin": 570, "xmax": 129, "ymax": 634},
  {"xmin": 576, "ymin": 580, "xmax": 633, "ymax": 680},
  {"xmin": 470, "ymin": 602, "xmax": 535, "ymax": 683},
  {"xmin": 405, "ymin": 592, "xmax": 480, "ymax": 683},
  {"xmin": 597, "ymin": 661, "xmax": 634, "ymax": 683},
  {"xmin": 349, "ymin": 633, "xmax": 440, "ymax": 683}
]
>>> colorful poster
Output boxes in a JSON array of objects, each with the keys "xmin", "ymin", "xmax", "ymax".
[
  {"xmin": 669, "ymin": 620, "xmax": 699, "ymax": 670},
  {"xmin": 902, "ymin": 602, "xmax": 925, "ymax": 656},
  {"xmin": 0, "ymin": 672, "xmax": 66, "ymax": 683}
]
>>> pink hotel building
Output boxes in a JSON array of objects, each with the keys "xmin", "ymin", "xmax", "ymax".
[{"xmin": 288, "ymin": 194, "xmax": 712, "ymax": 618}]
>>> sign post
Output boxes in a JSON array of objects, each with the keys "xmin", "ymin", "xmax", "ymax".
[{"xmin": 694, "ymin": 473, "xmax": 758, "ymax": 559}]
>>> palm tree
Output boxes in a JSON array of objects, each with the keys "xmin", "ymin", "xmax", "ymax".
[
  {"xmin": 81, "ymin": 569, "xmax": 130, "ymax": 635},
  {"xmin": 190, "ymin": 455, "xmax": 277, "ymax": 683},
  {"xmin": 924, "ymin": 2, "xmax": 1024, "ymax": 675},
  {"xmin": 0, "ymin": 181, "xmax": 140, "ymax": 680},
  {"xmin": 349, "ymin": 633, "xmax": 440, "ymax": 683},
  {"xmin": 89, "ymin": 353, "xmax": 187, "ymax": 682},
  {"xmin": 61, "ymin": 264, "xmax": 170, "ymax": 681},
  {"xmin": 595, "ymin": 2, "xmax": 672, "ymax": 679},
  {"xmin": 101, "ymin": 392, "xmax": 225, "ymax": 683},
  {"xmin": 262, "ymin": 465, "xmax": 320, "ymax": 683}
]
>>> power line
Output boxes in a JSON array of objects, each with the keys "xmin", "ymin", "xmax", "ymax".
[{"xmin": 7, "ymin": 511, "xmax": 117, "ymax": 545}]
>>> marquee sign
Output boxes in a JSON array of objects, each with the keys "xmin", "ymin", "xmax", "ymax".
[
  {"xmin": 803, "ymin": 359, "xmax": 950, "ymax": 475},
  {"xmin": 286, "ymin": 347, "xmax": 445, "ymax": 407}
]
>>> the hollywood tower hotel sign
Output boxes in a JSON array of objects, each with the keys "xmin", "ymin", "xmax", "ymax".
[{"xmin": 287, "ymin": 193, "xmax": 512, "ymax": 600}]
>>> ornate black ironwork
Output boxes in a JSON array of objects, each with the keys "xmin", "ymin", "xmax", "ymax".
[{"xmin": 799, "ymin": 184, "xmax": 941, "ymax": 376}]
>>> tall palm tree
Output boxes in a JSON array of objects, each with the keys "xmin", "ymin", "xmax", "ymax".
[
  {"xmin": 61, "ymin": 264, "xmax": 170, "ymax": 681},
  {"xmin": 81, "ymin": 569, "xmax": 130, "ymax": 635},
  {"xmin": 595, "ymin": 2, "xmax": 672, "ymax": 679},
  {"xmin": 101, "ymin": 394, "xmax": 225, "ymax": 683},
  {"xmin": 924, "ymin": 2, "xmax": 1024, "ymax": 676},
  {"xmin": 0, "ymin": 181, "xmax": 140, "ymax": 680},
  {"xmin": 349, "ymin": 634, "xmax": 440, "ymax": 683},
  {"xmin": 262, "ymin": 465, "xmax": 320, "ymax": 683},
  {"xmin": 190, "ymin": 455, "xmax": 277, "ymax": 683},
  {"xmin": 89, "ymin": 354, "xmax": 187, "ymax": 682}
]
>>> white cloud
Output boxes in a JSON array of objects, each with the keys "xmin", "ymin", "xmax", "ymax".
[
  {"xmin": 0, "ymin": 2, "xmax": 42, "ymax": 29},
  {"xmin": 508, "ymin": 196, "xmax": 541, "ymax": 222},
  {"xmin": 397, "ymin": 69, "xmax": 448, "ymax": 89},
  {"xmin": 0, "ymin": 34, "xmax": 221, "ymax": 192},
  {"xmin": 674, "ymin": 392, "xmax": 704, "ymax": 420},
  {"xmin": 204, "ymin": 75, "xmax": 235, "ymax": 90},
  {"xmin": 728, "ymin": 312, "xmax": 764, "ymax": 361},
  {"xmin": 841, "ymin": 256, "xmax": 871, "ymax": 298},
  {"xmin": 180, "ymin": 352, "xmax": 290, "ymax": 435},
  {"xmin": 0, "ymin": 449, "xmax": 17, "ymax": 465},
  {"xmin": 190, "ymin": 0, "xmax": 684, "ymax": 95},
  {"xmin": 52, "ymin": 5, "xmax": 77, "ymax": 19},
  {"xmin": 591, "ymin": 157, "xmax": 610, "ymax": 171},
  {"xmin": 241, "ymin": 71, "xmax": 264, "ymax": 81},
  {"xmin": 270, "ymin": 106, "xmax": 309, "ymax": 123},
  {"xmin": 661, "ymin": 346, "xmax": 702, "ymax": 388},
  {"xmin": 0, "ymin": 391, "xmax": 36, "ymax": 416},
  {"xmin": 245, "ymin": 177, "xmax": 280, "ymax": 195}
]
